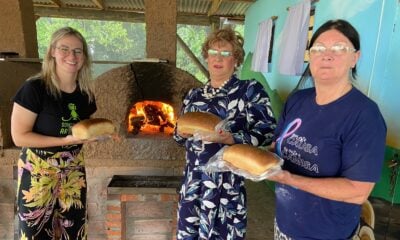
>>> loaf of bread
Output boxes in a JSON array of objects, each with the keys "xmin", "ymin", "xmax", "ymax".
[
  {"xmin": 223, "ymin": 144, "xmax": 280, "ymax": 175},
  {"xmin": 177, "ymin": 112, "xmax": 222, "ymax": 135},
  {"xmin": 71, "ymin": 118, "xmax": 115, "ymax": 140}
]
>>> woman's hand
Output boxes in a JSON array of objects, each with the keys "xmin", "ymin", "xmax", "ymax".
[
  {"xmin": 200, "ymin": 130, "xmax": 235, "ymax": 145},
  {"xmin": 177, "ymin": 129, "xmax": 192, "ymax": 139},
  {"xmin": 64, "ymin": 135, "xmax": 88, "ymax": 145},
  {"xmin": 266, "ymin": 169, "xmax": 291, "ymax": 184}
]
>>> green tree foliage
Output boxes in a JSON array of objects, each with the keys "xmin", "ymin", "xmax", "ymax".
[
  {"xmin": 36, "ymin": 18, "xmax": 146, "ymax": 77},
  {"xmin": 176, "ymin": 24, "xmax": 244, "ymax": 83},
  {"xmin": 36, "ymin": 18, "xmax": 243, "ymax": 81},
  {"xmin": 177, "ymin": 24, "xmax": 210, "ymax": 83}
]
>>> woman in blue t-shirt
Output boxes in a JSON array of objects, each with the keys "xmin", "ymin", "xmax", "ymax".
[
  {"xmin": 11, "ymin": 27, "xmax": 97, "ymax": 240},
  {"xmin": 267, "ymin": 19, "xmax": 387, "ymax": 239}
]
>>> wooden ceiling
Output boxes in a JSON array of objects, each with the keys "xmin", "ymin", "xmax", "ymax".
[{"xmin": 32, "ymin": 0, "xmax": 255, "ymax": 26}]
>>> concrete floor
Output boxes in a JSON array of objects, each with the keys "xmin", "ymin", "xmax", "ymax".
[
  {"xmin": 246, "ymin": 180, "xmax": 275, "ymax": 239},
  {"xmin": 245, "ymin": 180, "xmax": 400, "ymax": 240}
]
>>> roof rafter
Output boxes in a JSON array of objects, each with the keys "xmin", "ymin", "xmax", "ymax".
[
  {"xmin": 33, "ymin": 0, "xmax": 252, "ymax": 26},
  {"xmin": 91, "ymin": 0, "xmax": 105, "ymax": 10},
  {"xmin": 49, "ymin": 0, "xmax": 63, "ymax": 7},
  {"xmin": 34, "ymin": 6, "xmax": 222, "ymax": 26},
  {"xmin": 208, "ymin": 0, "xmax": 223, "ymax": 17}
]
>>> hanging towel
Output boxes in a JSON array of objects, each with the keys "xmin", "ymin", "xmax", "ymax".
[
  {"xmin": 278, "ymin": 0, "xmax": 311, "ymax": 75},
  {"xmin": 251, "ymin": 18, "xmax": 273, "ymax": 72}
]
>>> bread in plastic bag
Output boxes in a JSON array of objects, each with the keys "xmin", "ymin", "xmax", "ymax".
[
  {"xmin": 192, "ymin": 118, "xmax": 228, "ymax": 142},
  {"xmin": 204, "ymin": 144, "xmax": 284, "ymax": 181}
]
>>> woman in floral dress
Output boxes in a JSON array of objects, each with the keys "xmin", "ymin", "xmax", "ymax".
[
  {"xmin": 174, "ymin": 28, "xmax": 276, "ymax": 239},
  {"xmin": 11, "ymin": 27, "xmax": 96, "ymax": 240}
]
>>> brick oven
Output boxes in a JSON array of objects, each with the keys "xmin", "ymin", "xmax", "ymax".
[
  {"xmin": 83, "ymin": 62, "xmax": 202, "ymax": 239},
  {"xmin": 85, "ymin": 61, "xmax": 201, "ymax": 165},
  {"xmin": 0, "ymin": 60, "xmax": 202, "ymax": 239}
]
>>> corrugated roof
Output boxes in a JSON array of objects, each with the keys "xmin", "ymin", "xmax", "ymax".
[{"xmin": 32, "ymin": 0, "xmax": 255, "ymax": 25}]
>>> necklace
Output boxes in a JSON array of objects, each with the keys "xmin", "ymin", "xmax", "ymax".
[{"xmin": 203, "ymin": 79, "xmax": 230, "ymax": 98}]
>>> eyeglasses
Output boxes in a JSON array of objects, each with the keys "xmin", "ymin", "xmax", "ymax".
[
  {"xmin": 309, "ymin": 43, "xmax": 356, "ymax": 56},
  {"xmin": 207, "ymin": 49, "xmax": 233, "ymax": 58},
  {"xmin": 55, "ymin": 46, "xmax": 84, "ymax": 57}
]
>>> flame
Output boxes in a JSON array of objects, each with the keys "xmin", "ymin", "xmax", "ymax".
[{"xmin": 128, "ymin": 101, "xmax": 176, "ymax": 135}]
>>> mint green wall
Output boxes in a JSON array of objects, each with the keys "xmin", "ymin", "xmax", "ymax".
[{"xmin": 243, "ymin": 0, "xmax": 400, "ymax": 202}]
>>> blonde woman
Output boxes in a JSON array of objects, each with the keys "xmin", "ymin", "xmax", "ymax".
[{"xmin": 11, "ymin": 27, "xmax": 96, "ymax": 240}]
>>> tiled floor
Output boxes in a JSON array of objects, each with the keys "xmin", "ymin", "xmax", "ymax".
[{"xmin": 245, "ymin": 180, "xmax": 400, "ymax": 240}]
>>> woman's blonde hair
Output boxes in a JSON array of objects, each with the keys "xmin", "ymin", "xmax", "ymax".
[
  {"xmin": 201, "ymin": 27, "xmax": 245, "ymax": 67},
  {"xmin": 35, "ymin": 26, "xmax": 94, "ymax": 102}
]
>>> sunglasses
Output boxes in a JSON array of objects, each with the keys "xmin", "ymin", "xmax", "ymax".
[{"xmin": 207, "ymin": 49, "xmax": 233, "ymax": 58}]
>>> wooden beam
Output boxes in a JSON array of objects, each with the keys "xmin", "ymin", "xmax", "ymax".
[
  {"xmin": 49, "ymin": 0, "xmax": 63, "ymax": 7},
  {"xmin": 176, "ymin": 34, "xmax": 208, "ymax": 79},
  {"xmin": 208, "ymin": 0, "xmax": 222, "ymax": 17},
  {"xmin": 33, "ymin": 6, "xmax": 223, "ymax": 25},
  {"xmin": 91, "ymin": 0, "xmax": 105, "ymax": 10},
  {"xmin": 34, "ymin": 7, "xmax": 144, "ymax": 22}
]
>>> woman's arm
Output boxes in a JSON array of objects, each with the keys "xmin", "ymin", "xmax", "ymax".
[
  {"xmin": 11, "ymin": 103, "xmax": 85, "ymax": 147},
  {"xmin": 268, "ymin": 170, "xmax": 374, "ymax": 204}
]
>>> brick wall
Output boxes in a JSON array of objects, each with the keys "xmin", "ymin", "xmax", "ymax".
[{"xmin": 106, "ymin": 189, "xmax": 178, "ymax": 240}]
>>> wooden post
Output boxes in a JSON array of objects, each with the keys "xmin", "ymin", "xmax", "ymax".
[
  {"xmin": 145, "ymin": 0, "xmax": 177, "ymax": 66},
  {"xmin": 0, "ymin": 0, "xmax": 38, "ymax": 58}
]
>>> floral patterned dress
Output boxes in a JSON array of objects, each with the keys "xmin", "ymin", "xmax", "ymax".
[{"xmin": 174, "ymin": 75, "xmax": 276, "ymax": 239}]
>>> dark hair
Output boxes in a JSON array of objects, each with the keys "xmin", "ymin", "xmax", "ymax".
[{"xmin": 294, "ymin": 19, "xmax": 360, "ymax": 91}]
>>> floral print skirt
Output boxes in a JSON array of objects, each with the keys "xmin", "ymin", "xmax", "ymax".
[
  {"xmin": 177, "ymin": 167, "xmax": 247, "ymax": 240},
  {"xmin": 16, "ymin": 148, "xmax": 87, "ymax": 240}
]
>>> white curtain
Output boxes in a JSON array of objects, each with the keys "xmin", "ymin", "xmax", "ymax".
[
  {"xmin": 278, "ymin": 0, "xmax": 311, "ymax": 75},
  {"xmin": 251, "ymin": 18, "xmax": 273, "ymax": 72}
]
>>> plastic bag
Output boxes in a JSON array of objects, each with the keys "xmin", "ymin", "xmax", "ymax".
[
  {"xmin": 192, "ymin": 119, "xmax": 230, "ymax": 142},
  {"xmin": 204, "ymin": 146, "xmax": 284, "ymax": 182}
]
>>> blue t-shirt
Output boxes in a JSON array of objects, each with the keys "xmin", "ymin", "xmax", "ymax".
[{"xmin": 274, "ymin": 87, "xmax": 386, "ymax": 239}]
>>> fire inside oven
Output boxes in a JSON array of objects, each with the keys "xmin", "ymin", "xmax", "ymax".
[{"xmin": 128, "ymin": 100, "xmax": 176, "ymax": 135}]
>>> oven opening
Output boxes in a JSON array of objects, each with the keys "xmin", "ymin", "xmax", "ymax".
[{"xmin": 128, "ymin": 100, "xmax": 176, "ymax": 135}]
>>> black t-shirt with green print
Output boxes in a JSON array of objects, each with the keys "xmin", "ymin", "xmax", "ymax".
[{"xmin": 13, "ymin": 78, "xmax": 97, "ymax": 154}]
